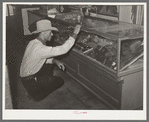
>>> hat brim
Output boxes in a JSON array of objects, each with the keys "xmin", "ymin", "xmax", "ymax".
[{"xmin": 32, "ymin": 27, "xmax": 58, "ymax": 34}]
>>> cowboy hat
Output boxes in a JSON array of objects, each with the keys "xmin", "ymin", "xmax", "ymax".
[{"xmin": 32, "ymin": 19, "xmax": 58, "ymax": 34}]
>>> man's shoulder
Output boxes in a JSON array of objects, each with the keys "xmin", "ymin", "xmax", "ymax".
[
  {"xmin": 24, "ymin": 39, "xmax": 40, "ymax": 50},
  {"xmin": 30, "ymin": 38, "xmax": 39, "ymax": 43},
  {"xmin": 28, "ymin": 38, "xmax": 41, "ymax": 45}
]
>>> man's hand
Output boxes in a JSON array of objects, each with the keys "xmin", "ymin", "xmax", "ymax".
[
  {"xmin": 56, "ymin": 61, "xmax": 65, "ymax": 71},
  {"xmin": 73, "ymin": 24, "xmax": 81, "ymax": 35},
  {"xmin": 53, "ymin": 59, "xmax": 65, "ymax": 71}
]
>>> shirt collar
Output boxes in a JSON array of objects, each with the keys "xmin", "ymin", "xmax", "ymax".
[{"xmin": 36, "ymin": 37, "xmax": 45, "ymax": 45}]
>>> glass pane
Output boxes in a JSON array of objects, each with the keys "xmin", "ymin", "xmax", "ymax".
[
  {"xmin": 82, "ymin": 17, "xmax": 143, "ymax": 39},
  {"xmin": 76, "ymin": 31, "xmax": 117, "ymax": 71},
  {"xmin": 120, "ymin": 38, "xmax": 143, "ymax": 71}
]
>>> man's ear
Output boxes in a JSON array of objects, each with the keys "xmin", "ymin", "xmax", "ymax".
[
  {"xmin": 41, "ymin": 32, "xmax": 44, "ymax": 35},
  {"xmin": 40, "ymin": 32, "xmax": 45, "ymax": 37}
]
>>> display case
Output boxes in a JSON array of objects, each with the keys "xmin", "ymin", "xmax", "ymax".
[
  {"xmin": 82, "ymin": 17, "xmax": 143, "ymax": 74},
  {"xmin": 51, "ymin": 16, "xmax": 143, "ymax": 110},
  {"xmin": 52, "ymin": 16, "xmax": 143, "ymax": 77},
  {"xmin": 27, "ymin": 10, "xmax": 143, "ymax": 110}
]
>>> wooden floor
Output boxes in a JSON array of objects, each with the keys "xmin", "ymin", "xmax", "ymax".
[{"xmin": 16, "ymin": 67, "xmax": 110, "ymax": 109}]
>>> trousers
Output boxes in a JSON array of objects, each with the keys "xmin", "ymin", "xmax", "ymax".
[{"xmin": 21, "ymin": 64, "xmax": 64, "ymax": 101}]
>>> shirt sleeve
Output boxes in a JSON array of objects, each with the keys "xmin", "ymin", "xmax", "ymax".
[
  {"xmin": 40, "ymin": 36, "xmax": 75, "ymax": 59},
  {"xmin": 46, "ymin": 58, "xmax": 54, "ymax": 64}
]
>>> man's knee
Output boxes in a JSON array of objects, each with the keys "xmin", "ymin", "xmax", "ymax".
[{"xmin": 53, "ymin": 76, "xmax": 64, "ymax": 87}]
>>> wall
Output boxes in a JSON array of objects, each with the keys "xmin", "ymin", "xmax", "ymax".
[
  {"xmin": 5, "ymin": 65, "xmax": 13, "ymax": 109},
  {"xmin": 119, "ymin": 5, "xmax": 133, "ymax": 23},
  {"xmin": 119, "ymin": 5, "xmax": 144, "ymax": 25}
]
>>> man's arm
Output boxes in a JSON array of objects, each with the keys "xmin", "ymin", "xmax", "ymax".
[{"xmin": 40, "ymin": 25, "xmax": 81, "ymax": 59}]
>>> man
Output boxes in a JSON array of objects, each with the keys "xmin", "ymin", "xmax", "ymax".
[{"xmin": 20, "ymin": 19, "xmax": 81, "ymax": 101}]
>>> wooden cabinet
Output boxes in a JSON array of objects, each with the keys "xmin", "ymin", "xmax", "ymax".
[{"xmin": 60, "ymin": 49, "xmax": 143, "ymax": 110}]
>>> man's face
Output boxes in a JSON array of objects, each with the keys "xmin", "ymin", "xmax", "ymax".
[{"xmin": 43, "ymin": 31, "xmax": 53, "ymax": 41}]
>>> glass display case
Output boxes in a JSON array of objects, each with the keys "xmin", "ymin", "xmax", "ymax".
[
  {"xmin": 52, "ymin": 16, "xmax": 144, "ymax": 78},
  {"xmin": 82, "ymin": 17, "xmax": 143, "ymax": 74}
]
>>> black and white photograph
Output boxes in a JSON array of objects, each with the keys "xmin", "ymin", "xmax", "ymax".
[{"xmin": 3, "ymin": 2, "xmax": 147, "ymax": 120}]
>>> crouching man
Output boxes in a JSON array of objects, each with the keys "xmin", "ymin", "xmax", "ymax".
[{"xmin": 20, "ymin": 19, "xmax": 81, "ymax": 101}]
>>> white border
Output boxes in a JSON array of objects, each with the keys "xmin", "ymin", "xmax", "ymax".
[
  {"xmin": 3, "ymin": 2, "xmax": 147, "ymax": 5},
  {"xmin": 3, "ymin": 2, "xmax": 147, "ymax": 120},
  {"xmin": 3, "ymin": 2, "xmax": 6, "ymax": 115}
]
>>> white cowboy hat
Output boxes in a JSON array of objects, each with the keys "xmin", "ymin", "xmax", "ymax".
[{"xmin": 32, "ymin": 19, "xmax": 58, "ymax": 34}]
